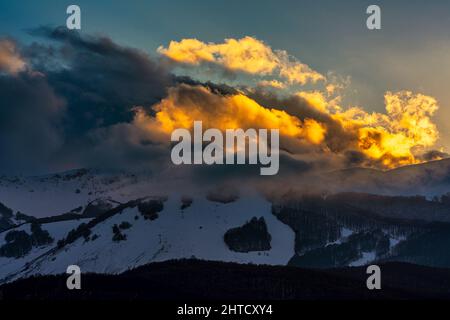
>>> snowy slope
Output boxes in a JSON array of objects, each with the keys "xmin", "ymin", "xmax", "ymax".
[
  {"xmin": 0, "ymin": 218, "xmax": 90, "ymax": 281},
  {"xmin": 2, "ymin": 194, "xmax": 295, "ymax": 282},
  {"xmin": 0, "ymin": 169, "xmax": 156, "ymax": 218},
  {"xmin": 2, "ymin": 162, "xmax": 449, "ymax": 283}
]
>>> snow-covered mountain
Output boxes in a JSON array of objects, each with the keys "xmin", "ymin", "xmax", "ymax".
[
  {"xmin": 1, "ymin": 159, "xmax": 450, "ymax": 283},
  {"xmin": 0, "ymin": 192, "xmax": 295, "ymax": 283},
  {"xmin": 0, "ymin": 169, "xmax": 155, "ymax": 219}
]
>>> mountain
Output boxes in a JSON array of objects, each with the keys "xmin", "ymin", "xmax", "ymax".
[
  {"xmin": 0, "ymin": 193, "xmax": 295, "ymax": 283},
  {"xmin": 2, "ymin": 260, "xmax": 450, "ymax": 300},
  {"xmin": 0, "ymin": 160, "xmax": 450, "ymax": 285},
  {"xmin": 322, "ymin": 158, "xmax": 450, "ymax": 196},
  {"xmin": 0, "ymin": 169, "xmax": 147, "ymax": 219}
]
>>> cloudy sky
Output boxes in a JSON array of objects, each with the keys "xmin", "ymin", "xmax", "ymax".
[{"xmin": 0, "ymin": 0, "xmax": 449, "ymax": 176}]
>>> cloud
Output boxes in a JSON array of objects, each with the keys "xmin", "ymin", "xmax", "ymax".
[
  {"xmin": 134, "ymin": 82, "xmax": 441, "ymax": 170},
  {"xmin": 0, "ymin": 72, "xmax": 65, "ymax": 174},
  {"xmin": 138, "ymin": 84, "xmax": 327, "ymax": 149},
  {"xmin": 27, "ymin": 27, "xmax": 173, "ymax": 136},
  {"xmin": 59, "ymin": 120, "xmax": 170, "ymax": 172},
  {"xmin": 252, "ymin": 87, "xmax": 441, "ymax": 168},
  {"xmin": 158, "ymin": 36, "xmax": 324, "ymax": 86},
  {"xmin": 0, "ymin": 29, "xmax": 444, "ymax": 180},
  {"xmin": 0, "ymin": 39, "xmax": 26, "ymax": 75},
  {"xmin": 257, "ymin": 80, "xmax": 286, "ymax": 89},
  {"xmin": 335, "ymin": 91, "xmax": 439, "ymax": 167},
  {"xmin": 0, "ymin": 27, "xmax": 174, "ymax": 174},
  {"xmin": 416, "ymin": 149, "xmax": 449, "ymax": 162}
]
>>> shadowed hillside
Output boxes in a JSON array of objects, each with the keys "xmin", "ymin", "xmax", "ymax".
[{"xmin": 2, "ymin": 259, "xmax": 450, "ymax": 300}]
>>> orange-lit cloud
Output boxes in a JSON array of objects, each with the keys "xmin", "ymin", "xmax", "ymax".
[
  {"xmin": 297, "ymin": 91, "xmax": 330, "ymax": 113},
  {"xmin": 135, "ymin": 84, "xmax": 327, "ymax": 147},
  {"xmin": 147, "ymin": 36, "xmax": 444, "ymax": 170},
  {"xmin": 331, "ymin": 91, "xmax": 440, "ymax": 167},
  {"xmin": 158, "ymin": 36, "xmax": 324, "ymax": 85},
  {"xmin": 0, "ymin": 39, "xmax": 26, "ymax": 75},
  {"xmin": 134, "ymin": 83, "xmax": 440, "ymax": 169}
]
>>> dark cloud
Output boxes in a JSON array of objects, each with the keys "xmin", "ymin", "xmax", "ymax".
[
  {"xmin": 0, "ymin": 27, "xmax": 174, "ymax": 174},
  {"xmin": 57, "ymin": 122, "xmax": 170, "ymax": 173},
  {"xmin": 175, "ymin": 76, "xmax": 238, "ymax": 96},
  {"xmin": 343, "ymin": 150, "xmax": 368, "ymax": 166},
  {"xmin": 27, "ymin": 26, "xmax": 173, "ymax": 136},
  {"xmin": 247, "ymin": 89, "xmax": 358, "ymax": 154},
  {"xmin": 0, "ymin": 71, "xmax": 64, "ymax": 174},
  {"xmin": 417, "ymin": 150, "xmax": 449, "ymax": 162}
]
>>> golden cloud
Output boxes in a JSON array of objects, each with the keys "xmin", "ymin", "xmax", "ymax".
[
  {"xmin": 150, "ymin": 35, "xmax": 444, "ymax": 170},
  {"xmin": 135, "ymin": 84, "xmax": 327, "ymax": 147},
  {"xmin": 331, "ymin": 91, "xmax": 439, "ymax": 167},
  {"xmin": 158, "ymin": 36, "xmax": 324, "ymax": 85},
  {"xmin": 136, "ymin": 83, "xmax": 440, "ymax": 169},
  {"xmin": 0, "ymin": 39, "xmax": 26, "ymax": 75}
]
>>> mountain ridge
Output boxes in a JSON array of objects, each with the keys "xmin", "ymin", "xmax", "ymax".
[{"xmin": 2, "ymin": 259, "xmax": 450, "ymax": 300}]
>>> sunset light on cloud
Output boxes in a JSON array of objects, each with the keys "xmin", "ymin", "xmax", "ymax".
[
  {"xmin": 0, "ymin": 1, "xmax": 448, "ymax": 176},
  {"xmin": 158, "ymin": 36, "xmax": 325, "ymax": 85},
  {"xmin": 150, "ymin": 36, "xmax": 443, "ymax": 169},
  {"xmin": 0, "ymin": 39, "xmax": 26, "ymax": 75},
  {"xmin": 0, "ymin": 28, "xmax": 443, "ymax": 173}
]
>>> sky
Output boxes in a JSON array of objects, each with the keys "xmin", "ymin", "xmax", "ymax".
[
  {"xmin": 1, "ymin": 1, "xmax": 450, "ymax": 112},
  {"xmin": 0, "ymin": 0, "xmax": 450, "ymax": 176}
]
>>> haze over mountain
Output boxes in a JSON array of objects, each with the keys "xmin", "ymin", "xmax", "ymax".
[{"xmin": 0, "ymin": 158, "xmax": 449, "ymax": 286}]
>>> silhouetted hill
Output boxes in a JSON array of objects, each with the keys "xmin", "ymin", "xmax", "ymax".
[{"xmin": 1, "ymin": 259, "xmax": 450, "ymax": 300}]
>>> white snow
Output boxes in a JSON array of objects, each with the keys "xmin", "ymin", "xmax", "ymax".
[
  {"xmin": 389, "ymin": 235, "xmax": 406, "ymax": 249},
  {"xmin": 4, "ymin": 194, "xmax": 295, "ymax": 281},
  {"xmin": 0, "ymin": 170, "xmax": 154, "ymax": 218},
  {"xmin": 325, "ymin": 227, "xmax": 354, "ymax": 246},
  {"xmin": 341, "ymin": 228, "xmax": 353, "ymax": 238}
]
